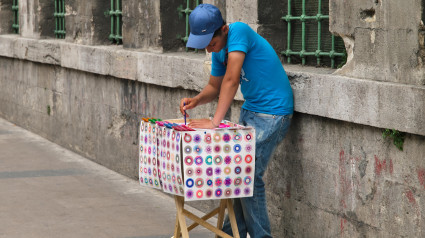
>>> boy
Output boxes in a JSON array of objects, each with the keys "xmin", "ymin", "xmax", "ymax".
[{"xmin": 179, "ymin": 4, "xmax": 293, "ymax": 238}]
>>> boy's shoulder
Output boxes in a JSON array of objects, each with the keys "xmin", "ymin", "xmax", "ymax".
[
  {"xmin": 229, "ymin": 22, "xmax": 254, "ymax": 38},
  {"xmin": 230, "ymin": 22, "xmax": 250, "ymax": 30}
]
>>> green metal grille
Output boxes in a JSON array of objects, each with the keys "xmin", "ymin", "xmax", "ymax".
[
  {"xmin": 178, "ymin": 0, "xmax": 201, "ymax": 51},
  {"xmin": 109, "ymin": 0, "xmax": 122, "ymax": 44},
  {"xmin": 54, "ymin": 0, "xmax": 65, "ymax": 39},
  {"xmin": 281, "ymin": 0, "xmax": 346, "ymax": 68},
  {"xmin": 12, "ymin": 0, "xmax": 19, "ymax": 33}
]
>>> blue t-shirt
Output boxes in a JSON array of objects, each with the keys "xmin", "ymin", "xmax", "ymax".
[{"xmin": 211, "ymin": 22, "xmax": 294, "ymax": 115}]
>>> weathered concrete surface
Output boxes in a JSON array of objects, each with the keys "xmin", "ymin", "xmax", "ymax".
[
  {"xmin": 203, "ymin": 0, "xmax": 226, "ymax": 22},
  {"xmin": 256, "ymin": 0, "xmax": 287, "ymax": 59},
  {"xmin": 159, "ymin": 0, "xmax": 191, "ymax": 51},
  {"xmin": 330, "ymin": 0, "xmax": 425, "ymax": 86},
  {"xmin": 0, "ymin": 54, "xmax": 424, "ymax": 237},
  {"xmin": 0, "ymin": 35, "xmax": 224, "ymax": 96},
  {"xmin": 65, "ymin": 0, "xmax": 110, "ymax": 45},
  {"xmin": 288, "ymin": 68, "xmax": 425, "ymax": 136},
  {"xmin": 19, "ymin": 0, "xmax": 55, "ymax": 39},
  {"xmin": 0, "ymin": 0, "xmax": 13, "ymax": 34},
  {"xmin": 122, "ymin": 0, "xmax": 162, "ymax": 51},
  {"xmin": 122, "ymin": 0, "xmax": 187, "ymax": 52},
  {"xmin": 0, "ymin": 1, "xmax": 424, "ymax": 237},
  {"xmin": 0, "ymin": 117, "xmax": 214, "ymax": 238},
  {"xmin": 0, "ymin": 56, "xmax": 224, "ymax": 181},
  {"xmin": 0, "ymin": 35, "xmax": 423, "ymax": 136},
  {"xmin": 268, "ymin": 114, "xmax": 425, "ymax": 237},
  {"xmin": 226, "ymin": 0, "xmax": 258, "ymax": 31}
]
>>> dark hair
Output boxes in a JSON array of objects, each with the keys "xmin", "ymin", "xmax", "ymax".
[{"xmin": 213, "ymin": 21, "xmax": 226, "ymax": 37}]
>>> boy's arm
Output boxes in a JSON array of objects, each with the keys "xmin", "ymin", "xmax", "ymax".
[
  {"xmin": 180, "ymin": 75, "xmax": 223, "ymax": 117},
  {"xmin": 189, "ymin": 51, "xmax": 245, "ymax": 128},
  {"xmin": 194, "ymin": 75, "xmax": 224, "ymax": 105}
]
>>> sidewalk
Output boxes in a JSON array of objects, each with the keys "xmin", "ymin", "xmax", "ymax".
[{"xmin": 0, "ymin": 117, "xmax": 214, "ymax": 238}]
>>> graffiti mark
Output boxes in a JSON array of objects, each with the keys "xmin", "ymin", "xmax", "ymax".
[
  {"xmin": 418, "ymin": 168, "xmax": 425, "ymax": 189},
  {"xmin": 340, "ymin": 218, "xmax": 347, "ymax": 233},
  {"xmin": 340, "ymin": 199, "xmax": 347, "ymax": 209},
  {"xmin": 339, "ymin": 150, "xmax": 355, "ymax": 197},
  {"xmin": 405, "ymin": 189, "xmax": 416, "ymax": 204},
  {"xmin": 285, "ymin": 182, "xmax": 291, "ymax": 199},
  {"xmin": 374, "ymin": 155, "xmax": 393, "ymax": 176},
  {"xmin": 374, "ymin": 155, "xmax": 385, "ymax": 176}
]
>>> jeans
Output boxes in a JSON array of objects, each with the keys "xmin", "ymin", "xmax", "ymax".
[{"xmin": 222, "ymin": 108, "xmax": 292, "ymax": 238}]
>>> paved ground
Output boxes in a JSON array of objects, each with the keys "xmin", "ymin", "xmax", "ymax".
[{"xmin": 0, "ymin": 117, "xmax": 215, "ymax": 238}]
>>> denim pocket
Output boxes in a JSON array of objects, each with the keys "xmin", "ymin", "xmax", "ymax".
[
  {"xmin": 277, "ymin": 114, "xmax": 292, "ymax": 142},
  {"xmin": 252, "ymin": 113, "xmax": 283, "ymax": 144}
]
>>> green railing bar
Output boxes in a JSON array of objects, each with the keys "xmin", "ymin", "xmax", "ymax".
[
  {"xmin": 301, "ymin": 0, "xmax": 306, "ymax": 65},
  {"xmin": 286, "ymin": 0, "xmax": 292, "ymax": 63},
  {"xmin": 282, "ymin": 15, "xmax": 329, "ymax": 21},
  {"xmin": 331, "ymin": 35, "xmax": 336, "ymax": 68},
  {"xmin": 285, "ymin": 51, "xmax": 345, "ymax": 57},
  {"xmin": 109, "ymin": 0, "xmax": 115, "ymax": 42},
  {"xmin": 317, "ymin": 0, "xmax": 322, "ymax": 66},
  {"xmin": 62, "ymin": 0, "xmax": 65, "ymax": 38},
  {"xmin": 12, "ymin": 0, "xmax": 19, "ymax": 33},
  {"xmin": 116, "ymin": 0, "xmax": 122, "ymax": 44}
]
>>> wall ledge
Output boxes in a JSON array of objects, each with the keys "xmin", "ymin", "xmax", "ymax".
[{"xmin": 0, "ymin": 35, "xmax": 423, "ymax": 136}]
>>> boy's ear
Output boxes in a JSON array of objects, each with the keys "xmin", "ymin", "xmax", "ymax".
[{"xmin": 222, "ymin": 25, "xmax": 229, "ymax": 34}]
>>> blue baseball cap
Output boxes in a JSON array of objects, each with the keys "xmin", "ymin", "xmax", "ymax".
[{"xmin": 186, "ymin": 4, "xmax": 224, "ymax": 49}]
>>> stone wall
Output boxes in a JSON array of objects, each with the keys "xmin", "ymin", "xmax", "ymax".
[
  {"xmin": 0, "ymin": 0, "xmax": 424, "ymax": 237},
  {"xmin": 65, "ymin": 0, "xmax": 110, "ymax": 45},
  {"xmin": 330, "ymin": 0, "xmax": 425, "ymax": 86},
  {"xmin": 269, "ymin": 114, "xmax": 425, "ymax": 237},
  {"xmin": 19, "ymin": 0, "xmax": 55, "ymax": 39}
]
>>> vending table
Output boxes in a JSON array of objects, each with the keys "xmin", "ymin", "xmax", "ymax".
[{"xmin": 139, "ymin": 118, "xmax": 255, "ymax": 238}]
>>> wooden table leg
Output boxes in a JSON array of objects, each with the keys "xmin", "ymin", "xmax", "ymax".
[
  {"xmin": 173, "ymin": 213, "xmax": 181, "ymax": 238},
  {"xmin": 173, "ymin": 197, "xmax": 239, "ymax": 238},
  {"xmin": 215, "ymin": 199, "xmax": 227, "ymax": 238},
  {"xmin": 226, "ymin": 199, "xmax": 240, "ymax": 238},
  {"xmin": 182, "ymin": 209, "xmax": 232, "ymax": 238},
  {"xmin": 174, "ymin": 196, "xmax": 189, "ymax": 238}
]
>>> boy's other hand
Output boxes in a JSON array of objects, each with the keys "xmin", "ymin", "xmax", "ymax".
[
  {"xmin": 188, "ymin": 119, "xmax": 216, "ymax": 129},
  {"xmin": 179, "ymin": 98, "xmax": 199, "ymax": 117}
]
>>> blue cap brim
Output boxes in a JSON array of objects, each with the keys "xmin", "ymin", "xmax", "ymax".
[{"xmin": 186, "ymin": 32, "xmax": 214, "ymax": 49}]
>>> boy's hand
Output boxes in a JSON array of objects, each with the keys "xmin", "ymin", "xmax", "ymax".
[
  {"xmin": 179, "ymin": 98, "xmax": 199, "ymax": 117},
  {"xmin": 188, "ymin": 119, "xmax": 217, "ymax": 129}
]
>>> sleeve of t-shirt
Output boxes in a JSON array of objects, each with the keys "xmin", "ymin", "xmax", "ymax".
[
  {"xmin": 227, "ymin": 22, "xmax": 250, "ymax": 54},
  {"xmin": 211, "ymin": 22, "xmax": 251, "ymax": 77},
  {"xmin": 211, "ymin": 53, "xmax": 226, "ymax": 77}
]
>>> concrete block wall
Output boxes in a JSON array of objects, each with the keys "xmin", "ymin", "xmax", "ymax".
[
  {"xmin": 123, "ymin": 0, "xmax": 193, "ymax": 52},
  {"xmin": 0, "ymin": 45, "xmax": 423, "ymax": 237},
  {"xmin": 19, "ymin": 0, "xmax": 55, "ymax": 39},
  {"xmin": 0, "ymin": 0, "xmax": 424, "ymax": 237},
  {"xmin": 122, "ymin": 0, "xmax": 162, "ymax": 51},
  {"xmin": 330, "ymin": 0, "xmax": 425, "ymax": 86},
  {"xmin": 269, "ymin": 115, "xmax": 425, "ymax": 237},
  {"xmin": 256, "ymin": 0, "xmax": 287, "ymax": 58},
  {"xmin": 65, "ymin": 0, "xmax": 110, "ymax": 45}
]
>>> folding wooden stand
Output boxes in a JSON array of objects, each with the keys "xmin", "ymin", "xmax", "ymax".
[{"xmin": 172, "ymin": 196, "xmax": 240, "ymax": 238}]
